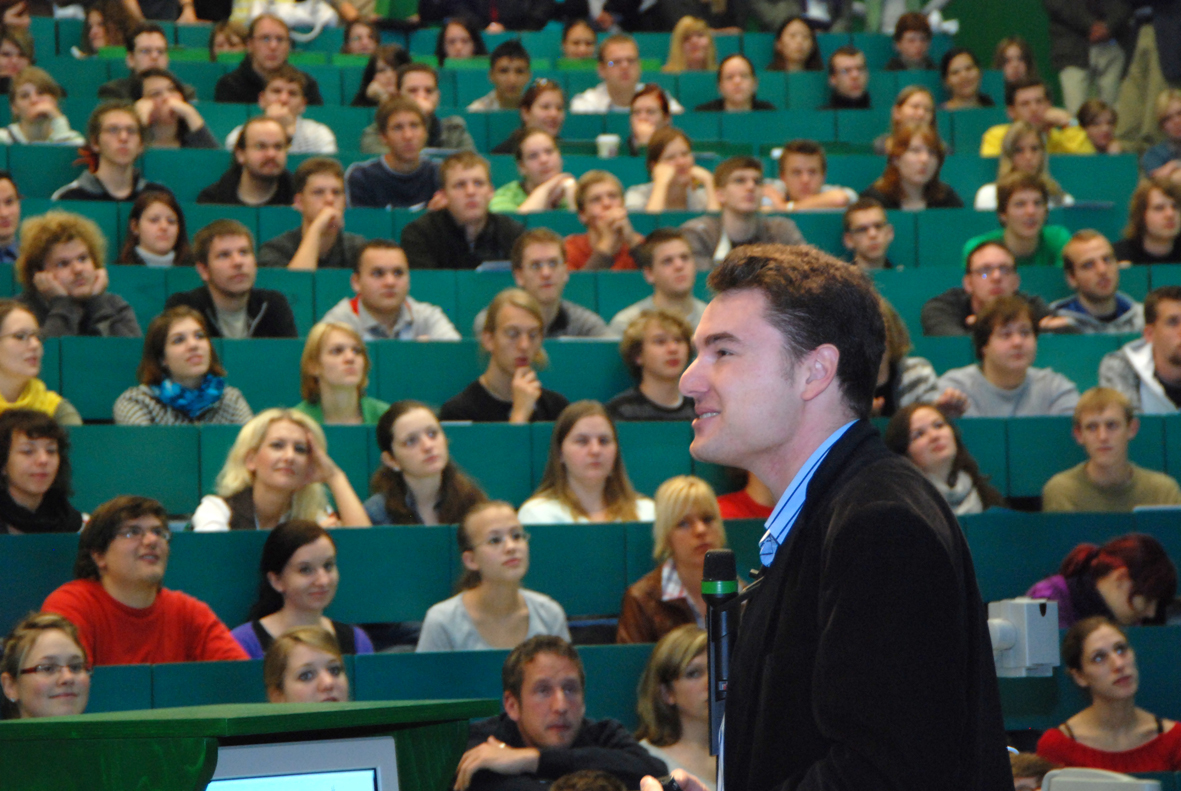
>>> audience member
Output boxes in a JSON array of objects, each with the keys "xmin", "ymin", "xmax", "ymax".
[
  {"xmin": 566, "ymin": 171, "xmax": 645, "ymax": 271},
  {"xmin": 716, "ymin": 470, "xmax": 773, "ymax": 519},
  {"xmin": 340, "ymin": 20, "xmax": 378, "ymax": 55},
  {"xmin": 467, "ymin": 40, "xmax": 531, "ymax": 111},
  {"xmin": 975, "ymin": 122, "xmax": 1073, "ymax": 211},
  {"xmin": 1142, "ymin": 89, "xmax": 1181, "ymax": 183},
  {"xmin": 294, "ymin": 323, "xmax": 388, "ymax": 425},
  {"xmin": 263, "ymin": 626, "xmax": 349, "ymax": 703},
  {"xmin": 192, "ymin": 408, "xmax": 371, "ymax": 531},
  {"xmin": 663, "ymin": 17, "xmax": 715, "ymax": 73},
  {"xmin": 937, "ymin": 295, "xmax": 1081, "ymax": 416},
  {"xmin": 1044, "ymin": 388, "xmax": 1181, "ymax": 512},
  {"xmin": 842, "ymin": 198, "xmax": 896, "ymax": 270},
  {"xmin": 81, "ymin": 1, "xmax": 131, "ymax": 57},
  {"xmin": 366, "ymin": 400, "xmax": 486, "ymax": 525},
  {"xmin": 628, "ymin": 84, "xmax": 672, "ymax": 154},
  {"xmin": 363, "ymin": 63, "xmax": 474, "ymax": 152},
  {"xmin": 874, "ymin": 296, "xmax": 957, "ymax": 417},
  {"xmin": 0, "ymin": 171, "xmax": 18, "ymax": 264},
  {"xmin": 453, "ymin": 636, "xmax": 667, "ymax": 791},
  {"xmin": 419, "ymin": 501, "xmax": 569, "ymax": 652},
  {"xmin": 882, "ymin": 11, "xmax": 933, "ymax": 70},
  {"xmin": 350, "ymin": 44, "xmax": 410, "ymax": 107},
  {"xmin": 765, "ymin": 16, "xmax": 821, "ymax": 72},
  {"xmin": 42, "ymin": 495, "xmax": 250, "ymax": 665},
  {"xmin": 1078, "ymin": 98, "xmax": 1121, "ymax": 153},
  {"xmin": 473, "ymin": 229, "xmax": 607, "ymax": 338},
  {"xmin": 993, "ymin": 37, "xmax": 1039, "ymax": 87},
  {"xmin": 197, "ymin": 117, "xmax": 295, "ymax": 207},
  {"xmin": 962, "ymin": 173, "xmax": 1070, "ymax": 267},
  {"xmin": 440, "ymin": 289, "xmax": 568, "ymax": 423},
  {"xmin": 0, "ymin": 301, "xmax": 80, "ymax": 425},
  {"xmin": 0, "ymin": 69, "xmax": 84, "ymax": 145},
  {"xmin": 113, "ymin": 306, "xmax": 252, "ymax": 425},
  {"xmin": 53, "ymin": 102, "xmax": 168, "ymax": 202},
  {"xmin": 981, "ymin": 77, "xmax": 1093, "ymax": 156},
  {"xmin": 225, "ymin": 66, "xmax": 336, "ymax": 155},
  {"xmin": 825, "ymin": 45, "xmax": 869, "ymax": 109},
  {"xmin": 607, "ymin": 310, "xmax": 695, "ymax": 422},
  {"xmin": 490, "ymin": 79, "xmax": 566, "ymax": 155},
  {"xmin": 883, "ymin": 403, "xmax": 1005, "ymax": 515},
  {"xmin": 872, "ymin": 85, "xmax": 935, "ymax": 155},
  {"xmin": 401, "ymin": 152, "xmax": 525, "ymax": 270},
  {"xmin": 1037, "ymin": 617, "xmax": 1181, "ymax": 771},
  {"xmin": 625, "ymin": 128, "xmax": 718, "ymax": 213},
  {"xmin": 765, "ymin": 139, "xmax": 858, "ymax": 212},
  {"xmin": 551, "ymin": 771, "xmax": 626, "ymax": 791},
  {"xmin": 490, "ymin": 129, "xmax": 576, "ymax": 213},
  {"xmin": 1051, "ymin": 230, "xmax": 1145, "ymax": 334},
  {"xmin": 1011, "ymin": 753, "xmax": 1058, "ymax": 791},
  {"xmin": 1027, "ymin": 534, "xmax": 1176, "ymax": 628},
  {"xmin": 634, "ymin": 625, "xmax": 715, "ymax": 790},
  {"xmin": 0, "ymin": 613, "xmax": 90, "ymax": 720},
  {"xmin": 571, "ymin": 34, "xmax": 683, "ymax": 114},
  {"xmin": 1100, "ymin": 286, "xmax": 1181, "ymax": 413},
  {"xmin": 232, "ymin": 520, "xmax": 374, "ymax": 658},
  {"xmin": 347, "ymin": 97, "xmax": 439, "ymax": 210},
  {"xmin": 165, "ymin": 219, "xmax": 298, "ymax": 338},
  {"xmin": 133, "ymin": 69, "xmax": 217, "ymax": 149},
  {"xmin": 608, "ymin": 229, "xmax": 707, "ymax": 335},
  {"xmin": 519, "ymin": 400, "xmax": 653, "ymax": 524},
  {"xmin": 1114, "ymin": 179, "xmax": 1181, "ymax": 264},
  {"xmin": 209, "ymin": 20, "xmax": 247, "ymax": 60},
  {"xmin": 1045, "ymin": 0, "xmax": 1129, "ymax": 114},
  {"xmin": 0, "ymin": 409, "xmax": 81, "ymax": 535},
  {"xmin": 98, "ymin": 23, "xmax": 191, "ymax": 101},
  {"xmin": 321, "ymin": 239, "xmax": 459, "ymax": 341},
  {"xmin": 681, "ymin": 156, "xmax": 804, "ymax": 270},
  {"xmin": 214, "ymin": 15, "xmax": 323, "ymax": 105},
  {"xmin": 861, "ymin": 123, "xmax": 963, "ymax": 210},
  {"xmin": 15, "ymin": 211, "xmax": 140, "ymax": 338},
  {"xmin": 264, "ymin": 158, "xmax": 366, "ymax": 270},
  {"xmin": 940, "ymin": 47, "xmax": 995, "ymax": 110},
  {"xmin": 694, "ymin": 54, "xmax": 774, "ymax": 113},
  {"xmin": 618, "ymin": 476, "xmax": 724, "ymax": 642},
  {"xmin": 0, "ymin": 29, "xmax": 34, "ymax": 95},
  {"xmin": 561, "ymin": 19, "xmax": 596, "ymax": 61},
  {"xmin": 430, "ymin": 16, "xmax": 485, "ymax": 67}
]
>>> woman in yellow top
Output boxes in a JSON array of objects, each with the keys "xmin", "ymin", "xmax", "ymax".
[{"xmin": 0, "ymin": 300, "xmax": 79, "ymax": 425}]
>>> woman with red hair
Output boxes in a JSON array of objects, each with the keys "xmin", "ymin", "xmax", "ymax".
[
  {"xmin": 1027, "ymin": 534, "xmax": 1177, "ymax": 628},
  {"xmin": 860, "ymin": 123, "xmax": 963, "ymax": 210}
]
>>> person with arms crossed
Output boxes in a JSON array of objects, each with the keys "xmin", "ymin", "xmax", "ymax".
[{"xmin": 565, "ymin": 171, "xmax": 645, "ymax": 271}]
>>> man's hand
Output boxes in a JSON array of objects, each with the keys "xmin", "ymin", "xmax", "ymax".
[
  {"xmin": 309, "ymin": 205, "xmax": 343, "ymax": 239},
  {"xmin": 934, "ymin": 387, "xmax": 969, "ymax": 418},
  {"xmin": 89, "ymin": 267, "xmax": 109, "ymax": 297},
  {"xmin": 639, "ymin": 770, "xmax": 711, "ymax": 791},
  {"xmin": 32, "ymin": 271, "xmax": 68, "ymax": 300},
  {"xmin": 2, "ymin": 2, "xmax": 30, "ymax": 28},
  {"xmin": 427, "ymin": 190, "xmax": 448, "ymax": 211},
  {"xmin": 1042, "ymin": 107, "xmax": 1072, "ymax": 129},
  {"xmin": 509, "ymin": 367, "xmax": 542, "ymax": 424},
  {"xmin": 454, "ymin": 737, "xmax": 540, "ymax": 791},
  {"xmin": 1038, "ymin": 315, "xmax": 1073, "ymax": 332}
]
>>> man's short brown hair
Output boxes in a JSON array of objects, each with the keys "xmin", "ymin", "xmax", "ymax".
[
  {"xmin": 73, "ymin": 496, "xmax": 169, "ymax": 580},
  {"xmin": 996, "ymin": 171, "xmax": 1048, "ymax": 214},
  {"xmin": 1145, "ymin": 285, "xmax": 1181, "ymax": 325},
  {"xmin": 708, "ymin": 244, "xmax": 884, "ymax": 418},
  {"xmin": 963, "ymin": 239, "xmax": 1014, "ymax": 274},
  {"xmin": 440, "ymin": 150, "xmax": 490, "ymax": 186},
  {"xmin": 375, "ymin": 95, "xmax": 426, "ymax": 136},
  {"xmin": 502, "ymin": 635, "xmax": 585, "ymax": 700},
  {"xmin": 574, "ymin": 170, "xmax": 622, "ymax": 214},
  {"xmin": 1061, "ymin": 229, "xmax": 1107, "ymax": 275},
  {"xmin": 713, "ymin": 156, "xmax": 763, "ymax": 189},
  {"xmin": 395, "ymin": 62, "xmax": 437, "ymax": 91},
  {"xmin": 842, "ymin": 196, "xmax": 884, "ymax": 232},
  {"xmin": 620, "ymin": 309, "xmax": 692, "ymax": 380},
  {"xmin": 779, "ymin": 139, "xmax": 826, "ymax": 178},
  {"xmin": 972, "ymin": 294, "xmax": 1036, "ymax": 360},
  {"xmin": 511, "ymin": 227, "xmax": 565, "ymax": 272},
  {"xmin": 293, "ymin": 156, "xmax": 343, "ymax": 194},
  {"xmin": 893, "ymin": 11, "xmax": 931, "ymax": 40},
  {"xmin": 193, "ymin": 219, "xmax": 254, "ymax": 266},
  {"xmin": 355, "ymin": 238, "xmax": 404, "ymax": 275},
  {"xmin": 597, "ymin": 33, "xmax": 636, "ymax": 63},
  {"xmin": 1074, "ymin": 387, "xmax": 1134, "ymax": 428},
  {"xmin": 263, "ymin": 63, "xmax": 307, "ymax": 94},
  {"xmin": 248, "ymin": 13, "xmax": 288, "ymax": 39},
  {"xmin": 635, "ymin": 227, "xmax": 688, "ymax": 271}
]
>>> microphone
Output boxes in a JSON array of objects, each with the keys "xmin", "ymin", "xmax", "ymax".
[{"xmin": 702, "ymin": 549, "xmax": 738, "ymax": 757}]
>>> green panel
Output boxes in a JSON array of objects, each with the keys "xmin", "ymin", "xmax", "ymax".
[
  {"xmin": 1113, "ymin": 263, "xmax": 1150, "ymax": 301},
  {"xmin": 445, "ymin": 422, "xmax": 534, "ymax": 505},
  {"xmin": 41, "ymin": 56, "xmax": 109, "ymax": 100},
  {"xmin": 790, "ymin": 212, "xmax": 847, "ymax": 260},
  {"xmin": 58, "ymin": 336, "xmax": 143, "ymax": 421},
  {"xmin": 331, "ymin": 526, "xmax": 455, "ymax": 621},
  {"xmin": 727, "ymin": 109, "xmax": 835, "ymax": 143},
  {"xmin": 915, "ymin": 208, "xmax": 998, "ymax": 268},
  {"xmin": 455, "ymin": 70, "xmax": 493, "ymax": 106},
  {"xmin": 305, "ymin": 104, "xmax": 372, "ymax": 147},
  {"xmin": 142, "ymin": 149, "xmax": 234, "ymax": 203},
  {"xmin": 314, "ymin": 268, "xmax": 354, "ymax": 318},
  {"xmin": 544, "ymin": 339, "xmax": 633, "ymax": 403},
  {"xmin": 152, "ymin": 660, "xmax": 269, "ymax": 708},
  {"xmin": 563, "ymin": 272, "xmax": 598, "ymax": 319},
  {"xmin": 0, "ymin": 532, "xmax": 76, "ymax": 636},
  {"xmin": 850, "ymin": 33, "xmax": 897, "ymax": 69},
  {"xmin": 353, "ymin": 650, "xmax": 506, "ymax": 701},
  {"xmin": 1152, "ymin": 264, "xmax": 1181, "ymax": 285},
  {"xmin": 41, "ymin": 337, "xmax": 60, "ymax": 392},
  {"xmin": 1053, "ymin": 154, "xmax": 1139, "ymax": 206},
  {"xmin": 1053, "ymin": 205, "xmax": 1125, "ymax": 242},
  {"xmin": 216, "ymin": 338, "xmax": 305, "ymax": 411},
  {"xmin": 70, "ymin": 425, "xmax": 202, "ymax": 514},
  {"xmin": 179, "ymin": 204, "xmax": 259, "ymax": 243},
  {"xmin": 1006, "ymin": 415, "xmax": 1166, "ymax": 498},
  {"xmin": 834, "ymin": 106, "xmax": 890, "ymax": 146},
  {"xmin": 677, "ymin": 72, "xmax": 717, "ymax": 107},
  {"xmin": 106, "ymin": 264, "xmax": 170, "ymax": 331},
  {"xmin": 615, "ymin": 420, "xmax": 693, "ymax": 496},
  {"xmin": 529, "ymin": 421, "xmax": 553, "ymax": 490},
  {"xmin": 197, "ymin": 102, "xmax": 249, "ymax": 144},
  {"xmin": 785, "ymin": 71, "xmax": 828, "ymax": 110},
  {"xmin": 562, "ymin": 113, "xmax": 606, "ymax": 141},
  {"xmin": 395, "ymin": 720, "xmax": 473, "ymax": 791},
  {"xmin": 0, "ymin": 261, "xmax": 13, "ymax": 296},
  {"xmin": 323, "ymin": 424, "xmax": 377, "ymax": 508},
  {"xmin": 595, "ymin": 271, "xmax": 653, "ymax": 324},
  {"xmin": 526, "ymin": 522, "xmax": 627, "ymax": 616},
  {"xmin": 455, "ymin": 269, "xmax": 515, "ymax": 333},
  {"xmin": 1164, "ymin": 415, "xmax": 1181, "ymax": 478},
  {"xmin": 677, "ymin": 112, "xmax": 721, "ymax": 141},
  {"xmin": 949, "ymin": 107, "xmax": 1009, "ymax": 156},
  {"xmin": 172, "ymin": 61, "xmax": 232, "ymax": 102},
  {"xmin": 956, "ymin": 417, "xmax": 1008, "ymax": 497},
  {"xmin": 1035, "ymin": 332, "xmax": 1128, "ymax": 392},
  {"xmin": 940, "ymin": 155, "xmax": 995, "ymax": 203},
  {"xmin": 253, "ymin": 269, "xmax": 315, "ymax": 335},
  {"xmin": 872, "ymin": 266, "xmax": 965, "ymax": 334},
  {"xmin": 577, "ymin": 643, "xmax": 654, "ymax": 730},
  {"xmin": 0, "ymin": 734, "xmax": 217, "ymax": 791},
  {"xmin": 256, "ymin": 205, "xmax": 301, "ymax": 245},
  {"xmin": 373, "ymin": 339, "xmax": 482, "ymax": 409},
  {"xmin": 624, "ymin": 520, "xmax": 656, "ymax": 590},
  {"xmin": 521, "ymin": 211, "xmax": 585, "ymax": 237},
  {"xmin": 87, "ymin": 665, "xmax": 154, "ymax": 713},
  {"xmin": 908, "ymin": 336, "xmax": 973, "ymax": 373},
  {"xmin": 10, "ymin": 146, "xmax": 85, "ymax": 199},
  {"xmin": 198, "ymin": 423, "xmax": 239, "ymax": 496},
  {"xmin": 166, "ymin": 530, "xmax": 266, "ymax": 625}
]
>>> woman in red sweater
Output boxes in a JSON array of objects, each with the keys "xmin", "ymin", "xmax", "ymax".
[{"xmin": 1038, "ymin": 616, "xmax": 1181, "ymax": 771}]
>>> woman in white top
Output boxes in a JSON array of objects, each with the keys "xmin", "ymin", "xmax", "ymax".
[
  {"xmin": 975, "ymin": 121, "xmax": 1074, "ymax": 211},
  {"xmin": 625, "ymin": 127, "xmax": 718, "ymax": 214},
  {"xmin": 0, "ymin": 68, "xmax": 85, "ymax": 146},
  {"xmin": 417, "ymin": 501, "xmax": 569, "ymax": 652},
  {"xmin": 635, "ymin": 625, "xmax": 715, "ymax": 791},
  {"xmin": 519, "ymin": 400, "xmax": 655, "ymax": 524},
  {"xmin": 191, "ymin": 408, "xmax": 370, "ymax": 531}
]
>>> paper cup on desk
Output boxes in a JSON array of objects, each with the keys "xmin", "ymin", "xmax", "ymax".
[{"xmin": 596, "ymin": 133, "xmax": 621, "ymax": 158}]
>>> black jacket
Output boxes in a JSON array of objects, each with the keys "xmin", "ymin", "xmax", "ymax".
[
  {"xmin": 163, "ymin": 286, "xmax": 297, "ymax": 338},
  {"xmin": 400, "ymin": 209, "xmax": 524, "ymax": 270},
  {"xmin": 724, "ymin": 420, "xmax": 1012, "ymax": 791},
  {"xmin": 464, "ymin": 713, "xmax": 667, "ymax": 791},
  {"xmin": 417, "ymin": 0, "xmax": 553, "ymax": 30},
  {"xmin": 214, "ymin": 57, "xmax": 324, "ymax": 105},
  {"xmin": 1043, "ymin": 0, "xmax": 1133, "ymax": 72},
  {"xmin": 196, "ymin": 165, "xmax": 296, "ymax": 206}
]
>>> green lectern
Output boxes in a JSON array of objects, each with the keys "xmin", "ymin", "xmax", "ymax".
[{"xmin": 0, "ymin": 698, "xmax": 499, "ymax": 791}]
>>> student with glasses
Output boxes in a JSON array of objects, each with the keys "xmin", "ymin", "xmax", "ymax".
[
  {"xmin": 417, "ymin": 501, "xmax": 569, "ymax": 652},
  {"xmin": 52, "ymin": 102, "xmax": 172, "ymax": 203},
  {"xmin": 0, "ymin": 613, "xmax": 90, "ymax": 719},
  {"xmin": 42, "ymin": 496, "xmax": 250, "ymax": 666},
  {"xmin": 0, "ymin": 300, "xmax": 81, "ymax": 425}
]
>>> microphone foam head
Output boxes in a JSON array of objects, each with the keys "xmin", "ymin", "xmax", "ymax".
[{"xmin": 703, "ymin": 549, "xmax": 736, "ymax": 582}]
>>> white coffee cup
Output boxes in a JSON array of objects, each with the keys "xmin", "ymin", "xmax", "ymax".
[{"xmin": 596, "ymin": 133, "xmax": 621, "ymax": 158}]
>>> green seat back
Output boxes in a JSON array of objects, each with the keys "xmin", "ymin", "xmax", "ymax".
[
  {"xmin": 373, "ymin": 339, "xmax": 482, "ymax": 408},
  {"xmin": 444, "ymin": 422, "xmax": 534, "ymax": 505},
  {"xmin": 151, "ymin": 659, "xmax": 268, "ymax": 707},
  {"xmin": 106, "ymin": 264, "xmax": 169, "ymax": 331},
  {"xmin": 216, "ymin": 338, "xmax": 305, "ymax": 410},
  {"xmin": 11, "ymin": 147, "xmax": 82, "ymax": 199},
  {"xmin": 142, "ymin": 149, "xmax": 234, "ymax": 202},
  {"xmin": 0, "ymin": 532, "xmax": 77, "ymax": 635},
  {"xmin": 526, "ymin": 522, "xmax": 626, "ymax": 616},
  {"xmin": 543, "ymin": 339, "xmax": 632, "ymax": 402},
  {"xmin": 253, "ymin": 269, "xmax": 315, "ymax": 334},
  {"xmin": 87, "ymin": 665, "xmax": 154, "ymax": 713},
  {"xmin": 70, "ymin": 424, "xmax": 202, "ymax": 513},
  {"xmin": 59, "ymin": 336, "xmax": 142, "ymax": 421}
]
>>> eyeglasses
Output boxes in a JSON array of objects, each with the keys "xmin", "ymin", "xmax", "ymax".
[
  {"xmin": 500, "ymin": 327, "xmax": 541, "ymax": 342},
  {"xmin": 475, "ymin": 530, "xmax": 529, "ymax": 549},
  {"xmin": 101, "ymin": 125, "xmax": 140, "ymax": 138},
  {"xmin": 19, "ymin": 661, "xmax": 91, "ymax": 678},
  {"xmin": 971, "ymin": 264, "xmax": 1015, "ymax": 279},
  {"xmin": 835, "ymin": 65, "xmax": 866, "ymax": 76},
  {"xmin": 116, "ymin": 524, "xmax": 172, "ymax": 542},
  {"xmin": 0, "ymin": 329, "xmax": 43, "ymax": 344},
  {"xmin": 525, "ymin": 260, "xmax": 562, "ymax": 273},
  {"xmin": 606, "ymin": 57, "xmax": 638, "ymax": 68}
]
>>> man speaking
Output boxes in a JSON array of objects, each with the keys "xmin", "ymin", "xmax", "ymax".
[{"xmin": 647, "ymin": 245, "xmax": 1012, "ymax": 791}]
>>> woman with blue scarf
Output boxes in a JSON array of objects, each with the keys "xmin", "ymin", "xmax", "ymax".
[{"xmin": 113, "ymin": 306, "xmax": 253, "ymax": 425}]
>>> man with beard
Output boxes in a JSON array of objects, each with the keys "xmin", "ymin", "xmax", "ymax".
[
  {"xmin": 1101, "ymin": 285, "xmax": 1181, "ymax": 413},
  {"xmin": 197, "ymin": 116, "xmax": 294, "ymax": 207},
  {"xmin": 1050, "ymin": 230, "xmax": 1145, "ymax": 333}
]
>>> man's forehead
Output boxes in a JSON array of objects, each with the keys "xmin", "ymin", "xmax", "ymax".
[
  {"xmin": 445, "ymin": 166, "xmax": 488, "ymax": 186},
  {"xmin": 361, "ymin": 249, "xmax": 406, "ymax": 272},
  {"xmin": 694, "ymin": 289, "xmax": 769, "ymax": 343},
  {"xmin": 653, "ymin": 239, "xmax": 690, "ymax": 260},
  {"xmin": 603, "ymin": 42, "xmax": 637, "ymax": 60},
  {"xmin": 212, "ymin": 234, "xmax": 251, "ymax": 251},
  {"xmin": 523, "ymin": 243, "xmax": 562, "ymax": 264},
  {"xmin": 523, "ymin": 652, "xmax": 581, "ymax": 681}
]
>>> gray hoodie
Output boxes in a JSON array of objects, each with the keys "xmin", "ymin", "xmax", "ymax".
[{"xmin": 1099, "ymin": 337, "xmax": 1180, "ymax": 414}]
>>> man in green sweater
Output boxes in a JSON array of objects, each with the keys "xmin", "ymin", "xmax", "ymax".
[
  {"xmin": 1043, "ymin": 387, "xmax": 1181, "ymax": 511},
  {"xmin": 962, "ymin": 172, "xmax": 1071, "ymax": 268}
]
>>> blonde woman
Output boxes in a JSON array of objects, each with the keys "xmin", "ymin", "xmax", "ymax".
[
  {"xmin": 974, "ymin": 121, "xmax": 1072, "ymax": 211},
  {"xmin": 663, "ymin": 18, "xmax": 716, "ymax": 73},
  {"xmin": 0, "ymin": 612, "xmax": 90, "ymax": 719},
  {"xmin": 617, "ymin": 476, "xmax": 726, "ymax": 644},
  {"xmin": 264, "ymin": 626, "xmax": 349, "ymax": 703},
  {"xmin": 518, "ymin": 400, "xmax": 653, "ymax": 524},
  {"xmin": 0, "ymin": 301, "xmax": 80, "ymax": 425},
  {"xmin": 635, "ymin": 625, "xmax": 715, "ymax": 790},
  {"xmin": 294, "ymin": 322, "xmax": 388, "ymax": 426},
  {"xmin": 0, "ymin": 68, "xmax": 85, "ymax": 146},
  {"xmin": 192, "ymin": 409, "xmax": 371, "ymax": 531}
]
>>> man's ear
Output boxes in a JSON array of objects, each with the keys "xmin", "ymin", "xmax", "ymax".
[
  {"xmin": 1127, "ymin": 416, "xmax": 1140, "ymax": 440},
  {"xmin": 195, "ymin": 261, "xmax": 211, "ymax": 285},
  {"xmin": 503, "ymin": 690, "xmax": 521, "ymax": 722}
]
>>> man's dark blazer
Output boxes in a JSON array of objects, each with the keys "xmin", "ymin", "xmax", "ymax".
[{"xmin": 723, "ymin": 419, "xmax": 1012, "ymax": 791}]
